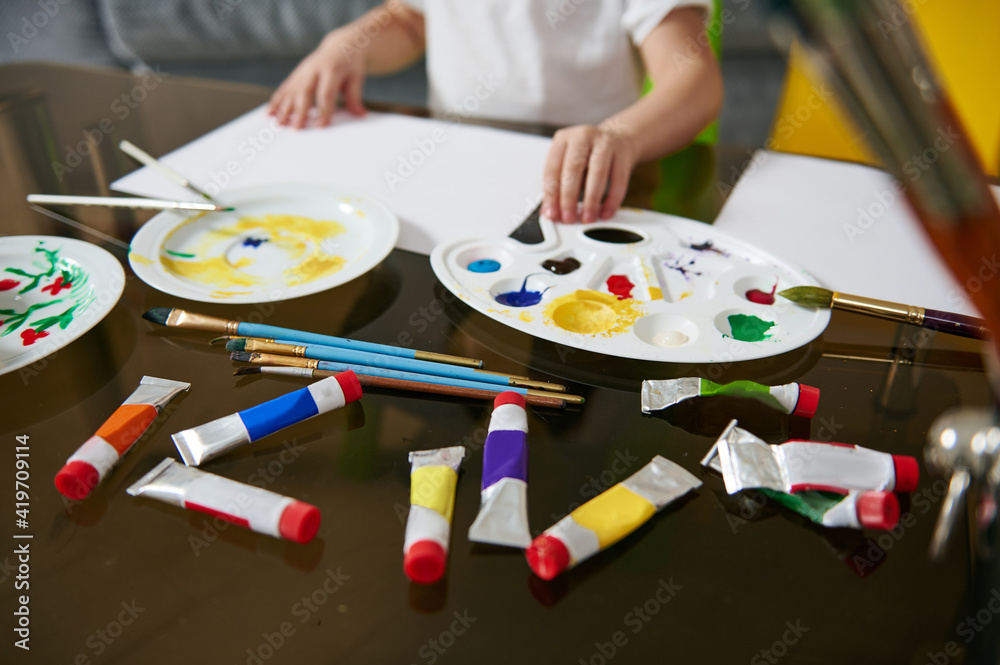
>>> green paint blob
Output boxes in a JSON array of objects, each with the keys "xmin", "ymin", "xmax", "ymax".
[
  {"xmin": 165, "ymin": 250, "xmax": 197, "ymax": 259},
  {"xmin": 728, "ymin": 314, "xmax": 774, "ymax": 342}
]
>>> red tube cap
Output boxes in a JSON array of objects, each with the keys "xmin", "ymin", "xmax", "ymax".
[
  {"xmin": 494, "ymin": 391, "xmax": 525, "ymax": 409},
  {"xmin": 891, "ymin": 455, "xmax": 919, "ymax": 493},
  {"xmin": 55, "ymin": 461, "xmax": 100, "ymax": 500},
  {"xmin": 404, "ymin": 540, "xmax": 447, "ymax": 584},
  {"xmin": 525, "ymin": 534, "xmax": 570, "ymax": 581},
  {"xmin": 335, "ymin": 370, "xmax": 363, "ymax": 404},
  {"xmin": 792, "ymin": 385, "xmax": 820, "ymax": 418},
  {"xmin": 278, "ymin": 501, "xmax": 321, "ymax": 543},
  {"xmin": 855, "ymin": 491, "xmax": 900, "ymax": 530}
]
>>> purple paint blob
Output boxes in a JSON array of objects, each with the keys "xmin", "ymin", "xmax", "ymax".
[
  {"xmin": 495, "ymin": 277, "xmax": 546, "ymax": 307},
  {"xmin": 482, "ymin": 429, "xmax": 528, "ymax": 489}
]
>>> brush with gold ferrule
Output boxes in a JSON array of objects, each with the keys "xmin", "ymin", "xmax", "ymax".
[
  {"xmin": 230, "ymin": 350, "xmax": 583, "ymax": 405},
  {"xmin": 779, "ymin": 286, "xmax": 990, "ymax": 341},
  {"xmin": 233, "ymin": 365, "xmax": 569, "ymax": 409},
  {"xmin": 225, "ymin": 338, "xmax": 567, "ymax": 392},
  {"xmin": 142, "ymin": 307, "xmax": 483, "ymax": 368}
]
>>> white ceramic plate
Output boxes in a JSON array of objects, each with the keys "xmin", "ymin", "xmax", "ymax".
[
  {"xmin": 129, "ymin": 183, "xmax": 399, "ymax": 304},
  {"xmin": 0, "ymin": 235, "xmax": 125, "ymax": 377},
  {"xmin": 430, "ymin": 209, "xmax": 831, "ymax": 363}
]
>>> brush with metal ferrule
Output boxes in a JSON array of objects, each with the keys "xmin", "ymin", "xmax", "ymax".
[
  {"xmin": 229, "ymin": 350, "xmax": 584, "ymax": 405},
  {"xmin": 142, "ymin": 306, "xmax": 484, "ymax": 368},
  {"xmin": 779, "ymin": 286, "xmax": 990, "ymax": 341},
  {"xmin": 226, "ymin": 337, "xmax": 566, "ymax": 392},
  {"xmin": 234, "ymin": 366, "xmax": 568, "ymax": 409}
]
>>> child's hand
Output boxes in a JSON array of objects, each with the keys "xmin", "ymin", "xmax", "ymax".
[
  {"xmin": 541, "ymin": 124, "xmax": 637, "ymax": 224},
  {"xmin": 269, "ymin": 31, "xmax": 367, "ymax": 129}
]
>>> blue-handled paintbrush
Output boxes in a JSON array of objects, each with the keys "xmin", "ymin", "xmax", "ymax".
[
  {"xmin": 226, "ymin": 338, "xmax": 565, "ymax": 393},
  {"xmin": 142, "ymin": 307, "xmax": 482, "ymax": 368}
]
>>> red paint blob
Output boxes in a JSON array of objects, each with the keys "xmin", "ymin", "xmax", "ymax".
[
  {"xmin": 746, "ymin": 282, "xmax": 778, "ymax": 305},
  {"xmin": 0, "ymin": 279, "xmax": 21, "ymax": 291},
  {"xmin": 606, "ymin": 274, "xmax": 635, "ymax": 300},
  {"xmin": 20, "ymin": 328, "xmax": 49, "ymax": 346}
]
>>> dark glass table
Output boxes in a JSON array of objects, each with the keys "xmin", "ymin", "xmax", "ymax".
[{"xmin": 1, "ymin": 63, "xmax": 997, "ymax": 665}]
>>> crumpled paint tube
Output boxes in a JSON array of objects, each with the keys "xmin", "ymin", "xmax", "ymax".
[
  {"xmin": 641, "ymin": 377, "xmax": 820, "ymax": 417},
  {"xmin": 172, "ymin": 372, "xmax": 362, "ymax": 466},
  {"xmin": 126, "ymin": 458, "xmax": 321, "ymax": 543},
  {"xmin": 404, "ymin": 446, "xmax": 465, "ymax": 584},
  {"xmin": 525, "ymin": 456, "xmax": 701, "ymax": 580},
  {"xmin": 55, "ymin": 376, "xmax": 190, "ymax": 500},
  {"xmin": 709, "ymin": 419, "xmax": 919, "ymax": 495},
  {"xmin": 468, "ymin": 392, "xmax": 530, "ymax": 548},
  {"xmin": 700, "ymin": 447, "xmax": 899, "ymax": 529}
]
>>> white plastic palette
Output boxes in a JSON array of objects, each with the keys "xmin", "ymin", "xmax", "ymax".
[{"xmin": 430, "ymin": 209, "xmax": 830, "ymax": 363}]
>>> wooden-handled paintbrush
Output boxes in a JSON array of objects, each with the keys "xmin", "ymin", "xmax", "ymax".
[
  {"xmin": 234, "ymin": 365, "xmax": 569, "ymax": 409},
  {"xmin": 779, "ymin": 286, "xmax": 990, "ymax": 340}
]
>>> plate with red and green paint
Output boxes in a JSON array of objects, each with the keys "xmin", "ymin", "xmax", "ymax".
[{"xmin": 0, "ymin": 236, "xmax": 125, "ymax": 377}]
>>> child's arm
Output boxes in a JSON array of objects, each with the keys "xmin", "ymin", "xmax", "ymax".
[
  {"xmin": 542, "ymin": 7, "xmax": 723, "ymax": 224},
  {"xmin": 269, "ymin": 1, "xmax": 426, "ymax": 128}
]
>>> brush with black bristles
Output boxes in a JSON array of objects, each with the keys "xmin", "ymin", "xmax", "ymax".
[{"xmin": 779, "ymin": 286, "xmax": 990, "ymax": 341}]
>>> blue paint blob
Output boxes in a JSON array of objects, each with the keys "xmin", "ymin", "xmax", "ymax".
[
  {"xmin": 495, "ymin": 277, "xmax": 546, "ymax": 307},
  {"xmin": 242, "ymin": 237, "xmax": 268, "ymax": 248},
  {"xmin": 467, "ymin": 259, "xmax": 501, "ymax": 273}
]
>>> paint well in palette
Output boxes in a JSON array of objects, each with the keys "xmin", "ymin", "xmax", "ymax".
[
  {"xmin": 606, "ymin": 275, "xmax": 635, "ymax": 300},
  {"xmin": 728, "ymin": 314, "xmax": 775, "ymax": 342},
  {"xmin": 544, "ymin": 290, "xmax": 644, "ymax": 335},
  {"xmin": 467, "ymin": 259, "xmax": 501, "ymax": 273},
  {"xmin": 746, "ymin": 282, "xmax": 777, "ymax": 305},
  {"xmin": 542, "ymin": 257, "xmax": 581, "ymax": 275},
  {"xmin": 652, "ymin": 330, "xmax": 688, "ymax": 347},
  {"xmin": 495, "ymin": 276, "xmax": 547, "ymax": 307}
]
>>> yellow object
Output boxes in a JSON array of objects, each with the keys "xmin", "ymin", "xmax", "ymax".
[
  {"xmin": 543, "ymin": 289, "xmax": 645, "ymax": 336},
  {"xmin": 410, "ymin": 466, "xmax": 458, "ymax": 522},
  {"xmin": 570, "ymin": 485, "xmax": 656, "ymax": 548},
  {"xmin": 770, "ymin": 2, "xmax": 1000, "ymax": 176}
]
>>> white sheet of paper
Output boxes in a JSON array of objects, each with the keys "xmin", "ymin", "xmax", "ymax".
[
  {"xmin": 712, "ymin": 150, "xmax": 999, "ymax": 317},
  {"xmin": 111, "ymin": 106, "xmax": 551, "ymax": 255}
]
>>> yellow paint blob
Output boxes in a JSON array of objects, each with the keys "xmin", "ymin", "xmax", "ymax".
[
  {"xmin": 160, "ymin": 213, "xmax": 347, "ymax": 288},
  {"xmin": 519, "ymin": 311, "xmax": 534, "ymax": 323},
  {"xmin": 411, "ymin": 466, "xmax": 458, "ymax": 522},
  {"xmin": 130, "ymin": 253, "xmax": 153, "ymax": 266},
  {"xmin": 544, "ymin": 289, "xmax": 645, "ymax": 336},
  {"xmin": 648, "ymin": 286, "xmax": 663, "ymax": 300},
  {"xmin": 162, "ymin": 256, "xmax": 262, "ymax": 289},
  {"xmin": 570, "ymin": 485, "xmax": 656, "ymax": 548}
]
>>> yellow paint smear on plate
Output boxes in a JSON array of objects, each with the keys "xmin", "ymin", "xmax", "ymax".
[
  {"xmin": 519, "ymin": 311, "xmax": 534, "ymax": 323},
  {"xmin": 162, "ymin": 256, "xmax": 262, "ymax": 289},
  {"xmin": 130, "ymin": 253, "xmax": 153, "ymax": 266},
  {"xmin": 161, "ymin": 213, "xmax": 347, "ymax": 288},
  {"xmin": 544, "ymin": 290, "xmax": 645, "ymax": 336}
]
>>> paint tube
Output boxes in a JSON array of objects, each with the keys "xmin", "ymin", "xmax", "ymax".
[
  {"xmin": 404, "ymin": 446, "xmax": 465, "ymax": 584},
  {"xmin": 525, "ymin": 456, "xmax": 700, "ymax": 580},
  {"xmin": 641, "ymin": 377, "xmax": 819, "ymax": 417},
  {"xmin": 468, "ymin": 392, "xmax": 530, "ymax": 548},
  {"xmin": 126, "ymin": 458, "xmax": 320, "ymax": 543},
  {"xmin": 172, "ymin": 372, "xmax": 362, "ymax": 466},
  {"xmin": 55, "ymin": 376, "xmax": 190, "ymax": 500},
  {"xmin": 700, "ymin": 443, "xmax": 899, "ymax": 529},
  {"xmin": 710, "ymin": 419, "xmax": 919, "ymax": 495}
]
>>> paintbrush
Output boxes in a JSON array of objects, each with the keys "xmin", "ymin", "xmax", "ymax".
[
  {"xmin": 142, "ymin": 307, "xmax": 483, "ymax": 368},
  {"xmin": 230, "ymin": 350, "xmax": 583, "ymax": 404},
  {"xmin": 226, "ymin": 338, "xmax": 566, "ymax": 393},
  {"xmin": 210, "ymin": 335, "xmax": 537, "ymax": 384},
  {"xmin": 779, "ymin": 286, "xmax": 990, "ymax": 341},
  {"xmin": 235, "ymin": 365, "xmax": 568, "ymax": 409},
  {"xmin": 27, "ymin": 194, "xmax": 233, "ymax": 212},
  {"xmin": 119, "ymin": 140, "xmax": 221, "ymax": 205}
]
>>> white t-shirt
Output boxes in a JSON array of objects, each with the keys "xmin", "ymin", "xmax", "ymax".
[{"xmin": 400, "ymin": 0, "xmax": 711, "ymax": 126}]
